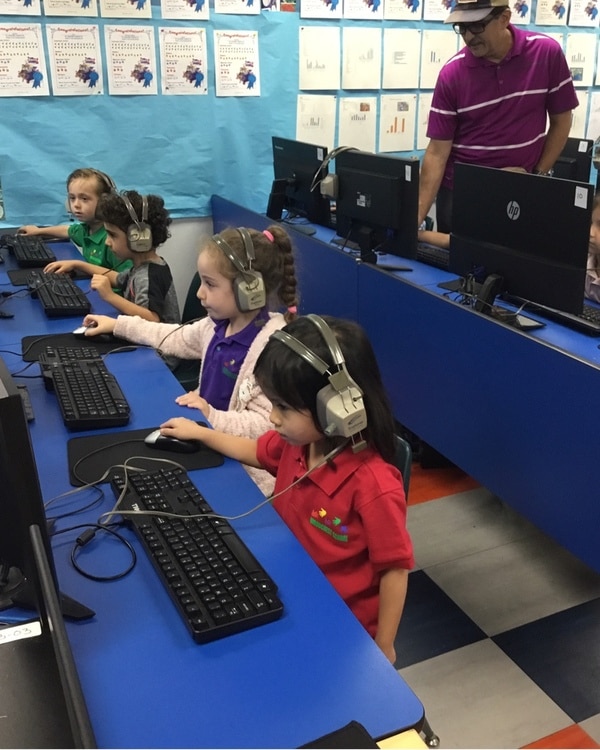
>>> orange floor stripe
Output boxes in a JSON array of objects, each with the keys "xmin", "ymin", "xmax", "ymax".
[
  {"xmin": 521, "ymin": 724, "xmax": 600, "ymax": 749},
  {"xmin": 408, "ymin": 463, "xmax": 480, "ymax": 505}
]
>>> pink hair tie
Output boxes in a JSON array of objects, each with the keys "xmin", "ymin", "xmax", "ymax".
[
  {"xmin": 263, "ymin": 230, "xmax": 274, "ymax": 242},
  {"xmin": 287, "ymin": 305, "xmax": 298, "ymax": 314}
]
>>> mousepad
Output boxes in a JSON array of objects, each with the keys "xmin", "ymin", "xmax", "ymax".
[
  {"xmin": 22, "ymin": 333, "xmax": 135, "ymax": 361},
  {"xmin": 8, "ymin": 268, "xmax": 88, "ymax": 286},
  {"xmin": 67, "ymin": 424, "xmax": 223, "ymax": 486}
]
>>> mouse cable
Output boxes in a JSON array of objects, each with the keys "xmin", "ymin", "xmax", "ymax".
[
  {"xmin": 69, "ymin": 437, "xmax": 146, "ymax": 487},
  {"xmin": 100, "ymin": 441, "xmax": 351, "ymax": 526},
  {"xmin": 51, "ymin": 522, "xmax": 137, "ymax": 582}
]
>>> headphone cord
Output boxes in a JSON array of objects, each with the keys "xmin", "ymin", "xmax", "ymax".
[{"xmin": 99, "ymin": 440, "xmax": 351, "ymax": 526}]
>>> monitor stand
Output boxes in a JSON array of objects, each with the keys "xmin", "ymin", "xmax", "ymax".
[
  {"xmin": 289, "ymin": 223, "xmax": 316, "ymax": 236},
  {"xmin": 356, "ymin": 226, "xmax": 412, "ymax": 273},
  {"xmin": 0, "ymin": 566, "xmax": 95, "ymax": 621}
]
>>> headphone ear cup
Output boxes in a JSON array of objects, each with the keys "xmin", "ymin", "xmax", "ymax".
[
  {"xmin": 233, "ymin": 271, "xmax": 266, "ymax": 312},
  {"xmin": 127, "ymin": 223, "xmax": 153, "ymax": 253},
  {"xmin": 316, "ymin": 383, "xmax": 367, "ymax": 438}
]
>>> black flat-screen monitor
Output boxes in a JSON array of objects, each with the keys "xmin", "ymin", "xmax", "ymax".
[
  {"xmin": 449, "ymin": 163, "xmax": 593, "ymax": 314},
  {"xmin": 0, "ymin": 356, "xmax": 93, "ymax": 620},
  {"xmin": 334, "ymin": 149, "xmax": 419, "ymax": 263},
  {"xmin": 267, "ymin": 136, "xmax": 332, "ymax": 228},
  {"xmin": 0, "ymin": 357, "xmax": 96, "ymax": 747},
  {"xmin": 553, "ymin": 137, "xmax": 593, "ymax": 182}
]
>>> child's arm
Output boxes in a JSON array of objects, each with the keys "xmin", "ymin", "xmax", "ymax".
[
  {"xmin": 90, "ymin": 273, "xmax": 160, "ymax": 321},
  {"xmin": 159, "ymin": 417, "xmax": 262, "ymax": 468},
  {"xmin": 418, "ymin": 229, "xmax": 450, "ymax": 249},
  {"xmin": 44, "ymin": 259, "xmax": 103, "ymax": 277},
  {"xmin": 18, "ymin": 224, "xmax": 70, "ymax": 240},
  {"xmin": 375, "ymin": 567, "xmax": 409, "ymax": 664}
]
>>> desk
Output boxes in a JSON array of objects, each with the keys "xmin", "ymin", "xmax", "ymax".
[
  {"xmin": 211, "ymin": 195, "xmax": 600, "ymax": 575},
  {"xmin": 2, "ymin": 245, "xmax": 424, "ymax": 747}
]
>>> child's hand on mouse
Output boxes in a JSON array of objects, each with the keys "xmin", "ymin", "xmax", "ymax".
[
  {"xmin": 82, "ymin": 314, "xmax": 116, "ymax": 336},
  {"xmin": 160, "ymin": 417, "xmax": 209, "ymax": 442}
]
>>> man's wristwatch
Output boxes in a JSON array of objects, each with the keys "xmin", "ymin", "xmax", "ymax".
[{"xmin": 533, "ymin": 168, "xmax": 554, "ymax": 176}]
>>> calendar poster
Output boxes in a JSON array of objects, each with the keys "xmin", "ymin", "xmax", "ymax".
[
  {"xmin": 104, "ymin": 25, "xmax": 157, "ymax": 94},
  {"xmin": 0, "ymin": 23, "xmax": 49, "ymax": 96},
  {"xmin": 213, "ymin": 0, "xmax": 260, "ymax": 14},
  {"xmin": 46, "ymin": 24, "xmax": 103, "ymax": 95},
  {"xmin": 384, "ymin": 0, "xmax": 423, "ymax": 20},
  {"xmin": 160, "ymin": 0, "xmax": 209, "ymax": 20},
  {"xmin": 213, "ymin": 30, "xmax": 260, "ymax": 96},
  {"xmin": 343, "ymin": 0, "xmax": 383, "ymax": 20},
  {"xmin": 99, "ymin": 0, "xmax": 152, "ymax": 19},
  {"xmin": 159, "ymin": 27, "xmax": 207, "ymax": 94},
  {"xmin": 44, "ymin": 0, "xmax": 99, "ymax": 17},
  {"xmin": 300, "ymin": 0, "xmax": 343, "ymax": 19},
  {"xmin": 0, "ymin": 0, "xmax": 41, "ymax": 15}
]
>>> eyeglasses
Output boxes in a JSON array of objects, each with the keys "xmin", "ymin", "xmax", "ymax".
[{"xmin": 452, "ymin": 12, "xmax": 499, "ymax": 35}]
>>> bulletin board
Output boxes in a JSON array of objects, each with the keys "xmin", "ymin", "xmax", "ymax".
[{"xmin": 0, "ymin": 0, "xmax": 598, "ymax": 227}]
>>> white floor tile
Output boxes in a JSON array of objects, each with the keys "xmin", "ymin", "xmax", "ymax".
[
  {"xmin": 407, "ymin": 489, "xmax": 536, "ymax": 569},
  {"xmin": 424, "ymin": 533, "xmax": 600, "ymax": 635},
  {"xmin": 399, "ymin": 639, "xmax": 570, "ymax": 749},
  {"xmin": 580, "ymin": 713, "xmax": 600, "ymax": 742}
]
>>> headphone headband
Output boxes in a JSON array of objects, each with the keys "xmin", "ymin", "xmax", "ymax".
[{"xmin": 120, "ymin": 191, "xmax": 148, "ymax": 229}]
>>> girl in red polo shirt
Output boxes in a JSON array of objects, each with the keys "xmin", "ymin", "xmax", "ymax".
[{"xmin": 159, "ymin": 314, "xmax": 414, "ymax": 664}]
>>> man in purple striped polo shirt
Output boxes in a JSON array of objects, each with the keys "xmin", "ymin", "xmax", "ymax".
[{"xmin": 418, "ymin": 0, "xmax": 578, "ymax": 232}]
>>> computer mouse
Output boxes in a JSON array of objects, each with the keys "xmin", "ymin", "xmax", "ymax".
[
  {"xmin": 73, "ymin": 324, "xmax": 94, "ymax": 338},
  {"xmin": 144, "ymin": 429, "xmax": 199, "ymax": 454}
]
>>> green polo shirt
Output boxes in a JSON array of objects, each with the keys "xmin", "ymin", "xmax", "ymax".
[{"xmin": 68, "ymin": 222, "xmax": 132, "ymax": 273}]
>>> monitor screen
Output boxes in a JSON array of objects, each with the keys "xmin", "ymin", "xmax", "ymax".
[
  {"xmin": 267, "ymin": 136, "xmax": 332, "ymax": 228},
  {"xmin": 553, "ymin": 137, "xmax": 593, "ymax": 183},
  {"xmin": 334, "ymin": 149, "xmax": 419, "ymax": 263},
  {"xmin": 0, "ymin": 356, "xmax": 92, "ymax": 619},
  {"xmin": 449, "ymin": 163, "xmax": 593, "ymax": 315}
]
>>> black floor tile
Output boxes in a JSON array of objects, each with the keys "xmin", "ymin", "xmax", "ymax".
[
  {"xmin": 493, "ymin": 598, "xmax": 600, "ymax": 723},
  {"xmin": 394, "ymin": 570, "xmax": 487, "ymax": 669}
]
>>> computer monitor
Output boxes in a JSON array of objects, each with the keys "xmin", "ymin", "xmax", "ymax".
[
  {"xmin": 266, "ymin": 136, "xmax": 332, "ymax": 228},
  {"xmin": 449, "ymin": 163, "xmax": 593, "ymax": 315},
  {"xmin": 0, "ymin": 355, "xmax": 93, "ymax": 620},
  {"xmin": 334, "ymin": 149, "xmax": 419, "ymax": 263},
  {"xmin": 553, "ymin": 137, "xmax": 593, "ymax": 182}
]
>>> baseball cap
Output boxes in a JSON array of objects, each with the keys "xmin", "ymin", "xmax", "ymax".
[{"xmin": 445, "ymin": 0, "xmax": 509, "ymax": 23}]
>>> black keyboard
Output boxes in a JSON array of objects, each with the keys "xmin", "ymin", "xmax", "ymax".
[
  {"xmin": 109, "ymin": 465, "xmax": 284, "ymax": 643},
  {"xmin": 38, "ymin": 344, "xmax": 102, "ymax": 366},
  {"xmin": 42, "ymin": 359, "xmax": 130, "ymax": 430},
  {"xmin": 2, "ymin": 234, "xmax": 56, "ymax": 267},
  {"xmin": 415, "ymin": 241, "xmax": 450, "ymax": 270},
  {"xmin": 28, "ymin": 270, "xmax": 91, "ymax": 317},
  {"xmin": 502, "ymin": 294, "xmax": 600, "ymax": 336}
]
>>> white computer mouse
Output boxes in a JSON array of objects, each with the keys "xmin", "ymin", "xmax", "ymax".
[{"xmin": 144, "ymin": 429, "xmax": 199, "ymax": 454}]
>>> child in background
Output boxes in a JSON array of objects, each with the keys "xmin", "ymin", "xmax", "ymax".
[
  {"xmin": 157, "ymin": 314, "xmax": 414, "ymax": 664},
  {"xmin": 586, "ymin": 192, "xmax": 600, "ymax": 304},
  {"xmin": 82, "ymin": 225, "xmax": 299, "ymax": 495},
  {"xmin": 83, "ymin": 190, "xmax": 180, "ymax": 324},
  {"xmin": 18, "ymin": 167, "xmax": 132, "ymax": 276}
]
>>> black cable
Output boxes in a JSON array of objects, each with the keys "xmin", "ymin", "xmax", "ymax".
[{"xmin": 52, "ymin": 523, "xmax": 137, "ymax": 582}]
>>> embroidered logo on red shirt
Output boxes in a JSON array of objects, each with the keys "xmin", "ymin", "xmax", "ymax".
[{"xmin": 309, "ymin": 508, "xmax": 348, "ymax": 542}]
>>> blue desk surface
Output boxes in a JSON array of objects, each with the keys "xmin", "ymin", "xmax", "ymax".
[{"xmin": 2, "ymin": 243, "xmax": 424, "ymax": 748}]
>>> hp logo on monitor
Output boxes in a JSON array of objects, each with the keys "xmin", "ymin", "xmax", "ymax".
[{"xmin": 506, "ymin": 201, "xmax": 521, "ymax": 220}]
